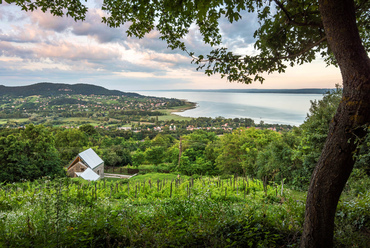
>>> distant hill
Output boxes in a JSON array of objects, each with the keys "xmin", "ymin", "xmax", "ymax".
[{"xmin": 0, "ymin": 82, "xmax": 143, "ymax": 97}]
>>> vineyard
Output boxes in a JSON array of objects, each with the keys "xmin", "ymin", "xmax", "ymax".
[
  {"xmin": 0, "ymin": 174, "xmax": 302, "ymax": 247},
  {"xmin": 1, "ymin": 174, "xmax": 368, "ymax": 247}
]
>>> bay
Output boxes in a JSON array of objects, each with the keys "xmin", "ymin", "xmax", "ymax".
[{"xmin": 134, "ymin": 90, "xmax": 324, "ymax": 126}]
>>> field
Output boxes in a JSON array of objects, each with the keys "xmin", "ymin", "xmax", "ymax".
[
  {"xmin": 0, "ymin": 118, "xmax": 29, "ymax": 125},
  {"xmin": 157, "ymin": 102, "xmax": 196, "ymax": 121},
  {"xmin": 157, "ymin": 113, "xmax": 193, "ymax": 121},
  {"xmin": 1, "ymin": 174, "xmax": 368, "ymax": 247}
]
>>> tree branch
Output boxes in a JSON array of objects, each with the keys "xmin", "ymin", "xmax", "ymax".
[
  {"xmin": 276, "ymin": 36, "xmax": 327, "ymax": 60},
  {"xmin": 190, "ymin": 36, "xmax": 327, "ymax": 63},
  {"xmin": 273, "ymin": 0, "xmax": 322, "ymax": 28}
]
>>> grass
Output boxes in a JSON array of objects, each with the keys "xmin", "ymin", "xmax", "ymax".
[
  {"xmin": 129, "ymin": 172, "xmax": 187, "ymax": 182},
  {"xmin": 285, "ymin": 187, "xmax": 307, "ymax": 202},
  {"xmin": 156, "ymin": 102, "xmax": 195, "ymax": 121},
  {"xmin": 49, "ymin": 117, "xmax": 101, "ymax": 127},
  {"xmin": 0, "ymin": 118, "xmax": 29, "ymax": 124},
  {"xmin": 158, "ymin": 113, "xmax": 192, "ymax": 121}
]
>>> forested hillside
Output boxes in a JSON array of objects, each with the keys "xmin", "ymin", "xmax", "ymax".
[
  {"xmin": 0, "ymin": 82, "xmax": 141, "ymax": 97},
  {"xmin": 0, "ymin": 83, "xmax": 193, "ymax": 128}
]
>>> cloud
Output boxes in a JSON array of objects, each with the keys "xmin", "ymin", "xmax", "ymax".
[
  {"xmin": 34, "ymin": 42, "xmax": 121, "ymax": 62},
  {"xmin": 28, "ymin": 10, "xmax": 74, "ymax": 33},
  {"xmin": 70, "ymin": 9, "xmax": 127, "ymax": 43},
  {"xmin": 0, "ymin": 4, "xmax": 28, "ymax": 23},
  {"xmin": 0, "ymin": 41, "xmax": 34, "ymax": 59},
  {"xmin": 0, "ymin": 24, "xmax": 54, "ymax": 44},
  {"xmin": 219, "ymin": 11, "xmax": 259, "ymax": 45}
]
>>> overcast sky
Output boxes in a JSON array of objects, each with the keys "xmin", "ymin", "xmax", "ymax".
[{"xmin": 0, "ymin": 1, "xmax": 341, "ymax": 91}]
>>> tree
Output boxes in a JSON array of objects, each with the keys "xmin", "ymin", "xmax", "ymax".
[
  {"xmin": 215, "ymin": 127, "xmax": 280, "ymax": 175},
  {"xmin": 181, "ymin": 130, "xmax": 218, "ymax": 158},
  {"xmin": 151, "ymin": 133, "xmax": 175, "ymax": 148},
  {"xmin": 132, "ymin": 149, "xmax": 145, "ymax": 167},
  {"xmin": 144, "ymin": 146, "xmax": 165, "ymax": 165},
  {"xmin": 55, "ymin": 128, "xmax": 90, "ymax": 164},
  {"xmin": 0, "ymin": 124, "xmax": 64, "ymax": 182},
  {"xmin": 297, "ymin": 87, "xmax": 343, "ymax": 186},
  {"xmin": 79, "ymin": 124, "xmax": 97, "ymax": 136},
  {"xmin": 7, "ymin": 0, "xmax": 370, "ymax": 246}
]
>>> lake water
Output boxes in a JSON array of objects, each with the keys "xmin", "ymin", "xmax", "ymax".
[{"xmin": 134, "ymin": 90, "xmax": 324, "ymax": 126}]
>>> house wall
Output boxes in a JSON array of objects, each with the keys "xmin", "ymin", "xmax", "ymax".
[
  {"xmin": 67, "ymin": 162, "xmax": 88, "ymax": 178},
  {"xmin": 93, "ymin": 163, "xmax": 105, "ymax": 178},
  {"xmin": 68, "ymin": 156, "xmax": 81, "ymax": 170}
]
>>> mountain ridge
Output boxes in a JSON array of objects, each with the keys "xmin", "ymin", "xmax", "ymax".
[{"xmin": 0, "ymin": 82, "xmax": 143, "ymax": 97}]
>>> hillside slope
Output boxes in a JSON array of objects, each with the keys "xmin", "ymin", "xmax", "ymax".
[{"xmin": 0, "ymin": 82, "xmax": 143, "ymax": 97}]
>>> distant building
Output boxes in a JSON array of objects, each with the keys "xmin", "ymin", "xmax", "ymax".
[{"xmin": 67, "ymin": 148, "xmax": 104, "ymax": 181}]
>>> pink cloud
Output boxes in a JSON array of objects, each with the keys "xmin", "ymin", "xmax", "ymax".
[
  {"xmin": 33, "ymin": 41, "xmax": 121, "ymax": 61},
  {"xmin": 28, "ymin": 9, "xmax": 74, "ymax": 32}
]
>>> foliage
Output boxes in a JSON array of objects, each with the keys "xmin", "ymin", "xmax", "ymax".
[
  {"xmin": 79, "ymin": 124, "xmax": 97, "ymax": 136},
  {"xmin": 177, "ymin": 130, "xmax": 220, "ymax": 175},
  {"xmin": 353, "ymin": 125, "xmax": 370, "ymax": 175},
  {"xmin": 215, "ymin": 127, "xmax": 281, "ymax": 176},
  {"xmin": 131, "ymin": 149, "xmax": 145, "ymax": 167},
  {"xmin": 252, "ymin": 88, "xmax": 344, "ymax": 189},
  {"xmin": 55, "ymin": 128, "xmax": 91, "ymax": 165},
  {"xmin": 144, "ymin": 146, "xmax": 165, "ymax": 165},
  {"xmin": 335, "ymin": 192, "xmax": 370, "ymax": 247},
  {"xmin": 0, "ymin": 124, "xmax": 64, "ymax": 183},
  {"xmin": 298, "ymin": 87, "xmax": 343, "ymax": 175}
]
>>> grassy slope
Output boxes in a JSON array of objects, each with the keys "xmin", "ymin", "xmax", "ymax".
[{"xmin": 0, "ymin": 174, "xmax": 368, "ymax": 247}]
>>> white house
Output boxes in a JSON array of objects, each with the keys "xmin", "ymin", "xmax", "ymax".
[{"xmin": 67, "ymin": 148, "xmax": 104, "ymax": 181}]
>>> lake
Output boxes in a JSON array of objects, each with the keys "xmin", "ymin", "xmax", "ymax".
[{"xmin": 134, "ymin": 90, "xmax": 324, "ymax": 126}]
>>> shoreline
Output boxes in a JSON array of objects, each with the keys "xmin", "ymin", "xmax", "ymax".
[
  {"xmin": 157, "ymin": 101, "xmax": 197, "ymax": 121},
  {"xmin": 170, "ymin": 100, "xmax": 197, "ymax": 114}
]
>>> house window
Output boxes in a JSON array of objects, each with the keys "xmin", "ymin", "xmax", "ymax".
[
  {"xmin": 81, "ymin": 168, "xmax": 85, "ymax": 172},
  {"xmin": 97, "ymin": 170, "xmax": 100, "ymax": 175}
]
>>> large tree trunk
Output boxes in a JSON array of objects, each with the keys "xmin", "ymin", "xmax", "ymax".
[{"xmin": 300, "ymin": 0, "xmax": 370, "ymax": 247}]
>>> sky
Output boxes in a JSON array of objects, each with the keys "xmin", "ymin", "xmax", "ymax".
[{"xmin": 0, "ymin": 1, "xmax": 342, "ymax": 92}]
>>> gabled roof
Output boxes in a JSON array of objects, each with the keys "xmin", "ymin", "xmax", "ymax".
[
  {"xmin": 78, "ymin": 148, "xmax": 104, "ymax": 170},
  {"xmin": 75, "ymin": 168, "xmax": 100, "ymax": 181},
  {"xmin": 68, "ymin": 161, "xmax": 88, "ymax": 171}
]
